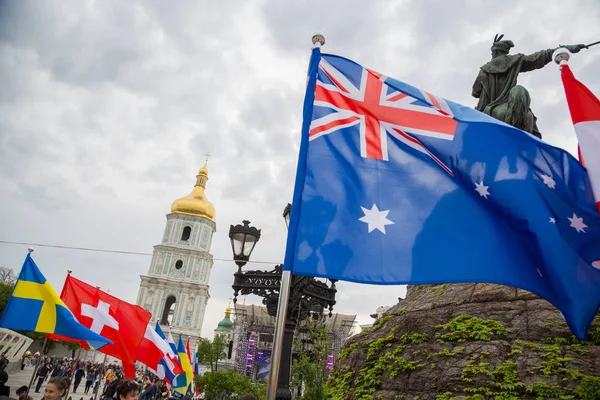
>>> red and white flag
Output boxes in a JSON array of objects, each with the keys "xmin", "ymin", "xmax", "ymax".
[
  {"xmin": 561, "ymin": 62, "xmax": 600, "ymax": 211},
  {"xmin": 48, "ymin": 275, "xmax": 151, "ymax": 378},
  {"xmin": 135, "ymin": 324, "xmax": 169, "ymax": 374}
]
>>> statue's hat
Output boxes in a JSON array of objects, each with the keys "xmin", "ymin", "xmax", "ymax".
[{"xmin": 491, "ymin": 34, "xmax": 514, "ymax": 53}]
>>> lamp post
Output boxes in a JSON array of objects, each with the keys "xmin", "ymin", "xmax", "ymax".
[{"xmin": 229, "ymin": 206, "xmax": 337, "ymax": 400}]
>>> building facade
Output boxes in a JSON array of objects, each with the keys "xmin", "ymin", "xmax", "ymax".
[{"xmin": 136, "ymin": 162, "xmax": 216, "ymax": 346}]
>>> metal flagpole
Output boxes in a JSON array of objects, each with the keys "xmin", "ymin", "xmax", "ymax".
[
  {"xmin": 94, "ymin": 352, "xmax": 108, "ymax": 400},
  {"xmin": 25, "ymin": 337, "xmax": 45, "ymax": 398},
  {"xmin": 266, "ymin": 270, "xmax": 292, "ymax": 400},
  {"xmin": 266, "ymin": 34, "xmax": 325, "ymax": 400},
  {"xmin": 23, "ymin": 248, "xmax": 42, "ymax": 399}
]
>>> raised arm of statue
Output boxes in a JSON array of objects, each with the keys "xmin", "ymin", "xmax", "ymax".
[{"xmin": 519, "ymin": 49, "xmax": 554, "ymax": 72}]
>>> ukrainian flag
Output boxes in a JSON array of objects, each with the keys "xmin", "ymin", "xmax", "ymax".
[
  {"xmin": 172, "ymin": 336, "xmax": 194, "ymax": 395},
  {"xmin": 0, "ymin": 254, "xmax": 112, "ymax": 349}
]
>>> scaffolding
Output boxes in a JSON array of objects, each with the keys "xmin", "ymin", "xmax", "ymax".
[{"xmin": 231, "ymin": 303, "xmax": 356, "ymax": 381}]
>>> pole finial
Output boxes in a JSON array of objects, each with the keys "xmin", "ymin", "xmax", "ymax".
[
  {"xmin": 67, "ymin": 269, "xmax": 73, "ymax": 275},
  {"xmin": 553, "ymin": 48, "xmax": 571, "ymax": 65},
  {"xmin": 27, "ymin": 247, "xmax": 34, "ymax": 254},
  {"xmin": 312, "ymin": 34, "xmax": 326, "ymax": 48}
]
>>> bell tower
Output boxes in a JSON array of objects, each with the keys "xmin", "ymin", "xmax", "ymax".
[{"xmin": 136, "ymin": 158, "xmax": 216, "ymax": 345}]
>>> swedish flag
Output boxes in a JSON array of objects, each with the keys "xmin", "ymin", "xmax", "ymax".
[
  {"xmin": 0, "ymin": 254, "xmax": 112, "ymax": 349},
  {"xmin": 172, "ymin": 336, "xmax": 194, "ymax": 395}
]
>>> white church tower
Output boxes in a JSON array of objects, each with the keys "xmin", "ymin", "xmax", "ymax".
[{"xmin": 136, "ymin": 160, "xmax": 216, "ymax": 345}]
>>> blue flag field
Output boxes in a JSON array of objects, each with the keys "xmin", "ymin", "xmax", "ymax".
[{"xmin": 283, "ymin": 48, "xmax": 600, "ymax": 339}]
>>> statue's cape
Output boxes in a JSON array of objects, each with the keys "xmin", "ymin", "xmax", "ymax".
[{"xmin": 480, "ymin": 54, "xmax": 524, "ymax": 74}]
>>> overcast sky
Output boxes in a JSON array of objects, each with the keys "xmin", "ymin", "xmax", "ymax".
[{"xmin": 1, "ymin": 0, "xmax": 600, "ymax": 340}]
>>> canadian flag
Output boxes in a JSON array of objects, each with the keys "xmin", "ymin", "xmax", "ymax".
[
  {"xmin": 47, "ymin": 275, "xmax": 151, "ymax": 379},
  {"xmin": 561, "ymin": 62, "xmax": 600, "ymax": 212},
  {"xmin": 136, "ymin": 323, "xmax": 184, "ymax": 382}
]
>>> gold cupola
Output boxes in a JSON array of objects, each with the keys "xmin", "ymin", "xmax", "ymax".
[{"xmin": 170, "ymin": 161, "xmax": 215, "ymax": 221}]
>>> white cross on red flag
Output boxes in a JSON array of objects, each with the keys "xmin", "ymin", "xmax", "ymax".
[{"xmin": 48, "ymin": 275, "xmax": 151, "ymax": 379}]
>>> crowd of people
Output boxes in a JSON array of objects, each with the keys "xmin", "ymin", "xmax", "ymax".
[{"xmin": 0, "ymin": 355, "xmax": 258, "ymax": 400}]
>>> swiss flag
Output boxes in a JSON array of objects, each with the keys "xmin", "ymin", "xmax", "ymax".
[
  {"xmin": 561, "ymin": 62, "xmax": 600, "ymax": 212},
  {"xmin": 47, "ymin": 275, "xmax": 151, "ymax": 378}
]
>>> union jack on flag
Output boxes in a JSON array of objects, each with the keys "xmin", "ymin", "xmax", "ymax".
[{"xmin": 309, "ymin": 55, "xmax": 458, "ymax": 175}]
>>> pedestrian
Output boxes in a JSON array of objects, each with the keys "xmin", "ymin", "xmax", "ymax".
[
  {"xmin": 73, "ymin": 366, "xmax": 85, "ymax": 393},
  {"xmin": 116, "ymin": 381, "xmax": 139, "ymax": 400},
  {"xmin": 0, "ymin": 371, "xmax": 10, "ymax": 397},
  {"xmin": 16, "ymin": 386, "xmax": 32, "ymax": 400},
  {"xmin": 36, "ymin": 363, "xmax": 51, "ymax": 393},
  {"xmin": 44, "ymin": 377, "xmax": 71, "ymax": 400},
  {"xmin": 138, "ymin": 380, "xmax": 162, "ymax": 400},
  {"xmin": 0, "ymin": 356, "xmax": 8, "ymax": 372},
  {"xmin": 84, "ymin": 368, "xmax": 95, "ymax": 395}
]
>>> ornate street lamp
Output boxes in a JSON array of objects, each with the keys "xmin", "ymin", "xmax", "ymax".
[
  {"xmin": 229, "ymin": 205, "xmax": 337, "ymax": 400},
  {"xmin": 229, "ymin": 220, "xmax": 261, "ymax": 268}
]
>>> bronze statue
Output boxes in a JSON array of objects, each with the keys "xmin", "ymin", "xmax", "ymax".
[{"xmin": 472, "ymin": 34, "xmax": 587, "ymax": 138}]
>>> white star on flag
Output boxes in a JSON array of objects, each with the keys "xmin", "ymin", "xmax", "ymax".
[
  {"xmin": 474, "ymin": 181, "xmax": 490, "ymax": 198},
  {"xmin": 359, "ymin": 204, "xmax": 395, "ymax": 234},
  {"xmin": 568, "ymin": 213, "xmax": 587, "ymax": 233},
  {"xmin": 549, "ymin": 217, "xmax": 556, "ymax": 224},
  {"xmin": 541, "ymin": 174, "xmax": 556, "ymax": 189}
]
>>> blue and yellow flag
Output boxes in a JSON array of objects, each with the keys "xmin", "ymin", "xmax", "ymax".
[
  {"xmin": 0, "ymin": 254, "xmax": 112, "ymax": 349},
  {"xmin": 172, "ymin": 335, "xmax": 194, "ymax": 395}
]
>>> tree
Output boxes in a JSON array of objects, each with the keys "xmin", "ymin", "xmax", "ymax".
[
  {"xmin": 291, "ymin": 318, "xmax": 332, "ymax": 400},
  {"xmin": 0, "ymin": 267, "xmax": 17, "ymax": 317},
  {"xmin": 0, "ymin": 283, "xmax": 14, "ymax": 317},
  {"xmin": 0, "ymin": 267, "xmax": 17, "ymax": 285},
  {"xmin": 194, "ymin": 370, "xmax": 265, "ymax": 400},
  {"xmin": 198, "ymin": 335, "xmax": 228, "ymax": 372}
]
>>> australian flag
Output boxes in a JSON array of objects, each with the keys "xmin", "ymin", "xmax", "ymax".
[{"xmin": 283, "ymin": 47, "xmax": 600, "ymax": 339}]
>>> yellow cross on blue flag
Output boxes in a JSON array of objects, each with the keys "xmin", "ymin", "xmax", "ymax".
[
  {"xmin": 172, "ymin": 335, "xmax": 194, "ymax": 395},
  {"xmin": 0, "ymin": 254, "xmax": 112, "ymax": 349}
]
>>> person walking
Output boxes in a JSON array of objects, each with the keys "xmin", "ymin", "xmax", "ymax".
[
  {"xmin": 36, "ymin": 363, "xmax": 51, "ymax": 393},
  {"xmin": 84, "ymin": 368, "xmax": 96, "ymax": 395},
  {"xmin": 73, "ymin": 366, "xmax": 85, "ymax": 393}
]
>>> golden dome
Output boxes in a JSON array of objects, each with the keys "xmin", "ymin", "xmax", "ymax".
[{"xmin": 170, "ymin": 161, "xmax": 215, "ymax": 221}]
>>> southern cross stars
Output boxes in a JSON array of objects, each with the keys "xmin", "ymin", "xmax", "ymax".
[
  {"xmin": 568, "ymin": 213, "xmax": 587, "ymax": 233},
  {"xmin": 474, "ymin": 181, "xmax": 490, "ymax": 198},
  {"xmin": 359, "ymin": 204, "xmax": 395, "ymax": 234},
  {"xmin": 541, "ymin": 174, "xmax": 556, "ymax": 189}
]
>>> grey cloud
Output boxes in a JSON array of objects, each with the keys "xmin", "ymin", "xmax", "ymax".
[{"xmin": 1, "ymin": 0, "xmax": 599, "ymax": 339}]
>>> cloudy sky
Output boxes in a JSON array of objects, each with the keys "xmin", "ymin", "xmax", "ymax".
[{"xmin": 1, "ymin": 0, "xmax": 600, "ymax": 340}]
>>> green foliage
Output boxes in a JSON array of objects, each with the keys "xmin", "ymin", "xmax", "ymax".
[
  {"xmin": 0, "ymin": 282, "xmax": 14, "ymax": 317},
  {"xmin": 371, "ymin": 315, "xmax": 394, "ymax": 332},
  {"xmin": 436, "ymin": 347, "xmax": 464, "ymax": 357},
  {"xmin": 291, "ymin": 318, "xmax": 332, "ymax": 400},
  {"xmin": 435, "ymin": 314, "xmax": 506, "ymax": 342},
  {"xmin": 197, "ymin": 335, "xmax": 228, "ymax": 372},
  {"xmin": 395, "ymin": 309, "xmax": 408, "ymax": 316},
  {"xmin": 337, "ymin": 343, "xmax": 358, "ymax": 363},
  {"xmin": 194, "ymin": 371, "xmax": 264, "ymax": 400},
  {"xmin": 575, "ymin": 376, "xmax": 600, "ymax": 400},
  {"xmin": 399, "ymin": 333, "xmax": 428, "ymax": 345}
]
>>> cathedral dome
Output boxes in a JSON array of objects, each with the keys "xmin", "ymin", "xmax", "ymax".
[
  {"xmin": 171, "ymin": 162, "xmax": 215, "ymax": 221},
  {"xmin": 215, "ymin": 305, "xmax": 232, "ymax": 333}
]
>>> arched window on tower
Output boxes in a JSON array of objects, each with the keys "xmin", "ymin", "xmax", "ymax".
[
  {"xmin": 181, "ymin": 226, "xmax": 191, "ymax": 241},
  {"xmin": 160, "ymin": 295, "xmax": 177, "ymax": 325}
]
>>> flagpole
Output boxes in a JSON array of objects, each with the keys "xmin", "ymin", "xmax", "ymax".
[
  {"xmin": 94, "ymin": 352, "xmax": 108, "ymax": 400},
  {"xmin": 266, "ymin": 270, "xmax": 292, "ymax": 400},
  {"xmin": 24, "ymin": 248, "xmax": 43, "ymax": 399}
]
